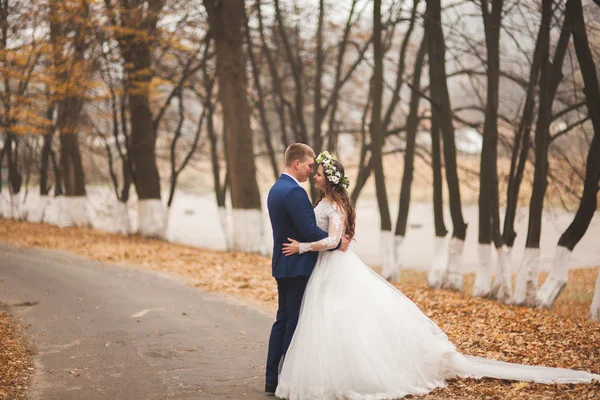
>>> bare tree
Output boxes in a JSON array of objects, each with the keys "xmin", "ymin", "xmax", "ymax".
[
  {"xmin": 200, "ymin": 55, "xmax": 230, "ymax": 249},
  {"xmin": 370, "ymin": 0, "xmax": 394, "ymax": 276},
  {"xmin": 93, "ymin": 50, "xmax": 134, "ymax": 234},
  {"xmin": 204, "ymin": 0, "xmax": 264, "ymax": 253},
  {"xmin": 197, "ymin": 53, "xmax": 231, "ymax": 249},
  {"xmin": 1, "ymin": 134, "xmax": 22, "ymax": 217},
  {"xmin": 245, "ymin": 3, "xmax": 279, "ymax": 181},
  {"xmin": 37, "ymin": 87, "xmax": 61, "ymax": 223},
  {"xmin": 270, "ymin": 0, "xmax": 371, "ymax": 201},
  {"xmin": 0, "ymin": 0, "xmax": 44, "ymax": 219},
  {"xmin": 427, "ymin": 99, "xmax": 450, "ymax": 286},
  {"xmin": 514, "ymin": 1, "xmax": 572, "ymax": 306},
  {"xmin": 425, "ymin": 0, "xmax": 467, "ymax": 290},
  {"xmin": 502, "ymin": 24, "xmax": 543, "ymax": 254},
  {"xmin": 103, "ymin": 0, "xmax": 166, "ymax": 237},
  {"xmin": 535, "ymin": 0, "xmax": 600, "ymax": 317},
  {"xmin": 473, "ymin": 0, "xmax": 512, "ymax": 302},
  {"xmin": 386, "ymin": 30, "xmax": 428, "ymax": 282}
]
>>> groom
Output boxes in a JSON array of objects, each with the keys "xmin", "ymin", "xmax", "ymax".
[{"xmin": 265, "ymin": 143, "xmax": 350, "ymax": 395}]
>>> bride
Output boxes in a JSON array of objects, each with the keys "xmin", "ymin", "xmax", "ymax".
[{"xmin": 275, "ymin": 151, "xmax": 599, "ymax": 400}]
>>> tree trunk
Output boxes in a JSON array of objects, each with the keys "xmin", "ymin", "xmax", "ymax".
[
  {"xmin": 40, "ymin": 97, "xmax": 55, "ymax": 198},
  {"xmin": 473, "ymin": 0, "xmax": 504, "ymax": 299},
  {"xmin": 127, "ymin": 44, "xmax": 163, "ymax": 236},
  {"xmin": 50, "ymin": 0, "xmax": 89, "ymax": 228},
  {"xmin": 117, "ymin": 161, "xmax": 133, "ymax": 235},
  {"xmin": 40, "ymin": 133, "xmax": 52, "ymax": 197},
  {"xmin": 591, "ymin": 270, "xmax": 600, "ymax": 322},
  {"xmin": 538, "ymin": 0, "xmax": 600, "ymax": 312},
  {"xmin": 105, "ymin": 0, "xmax": 166, "ymax": 237},
  {"xmin": 106, "ymin": 78, "xmax": 133, "ymax": 234},
  {"xmin": 502, "ymin": 25, "xmax": 544, "ymax": 250},
  {"xmin": 5, "ymin": 134, "xmax": 22, "ymax": 219},
  {"xmin": 505, "ymin": 0, "xmax": 572, "ymax": 256},
  {"xmin": 55, "ymin": 77, "xmax": 87, "ymax": 228},
  {"xmin": 58, "ymin": 132, "xmax": 87, "ymax": 227},
  {"xmin": 385, "ymin": 32, "xmax": 427, "ymax": 282},
  {"xmin": 350, "ymin": 89, "xmax": 373, "ymax": 207},
  {"xmin": 203, "ymin": 61, "xmax": 231, "ymax": 250},
  {"xmin": 431, "ymin": 107, "xmax": 448, "ymax": 241},
  {"xmin": 205, "ymin": 0, "xmax": 264, "ymax": 253},
  {"xmin": 426, "ymin": 0, "xmax": 467, "ymax": 291},
  {"xmin": 0, "ymin": 142, "xmax": 6, "ymax": 217},
  {"xmin": 349, "ymin": 5, "xmax": 417, "ymax": 205},
  {"xmin": 515, "ymin": 0, "xmax": 566, "ymax": 306},
  {"xmin": 372, "ymin": 0, "xmax": 393, "ymax": 275},
  {"xmin": 50, "ymin": 147, "xmax": 62, "ymax": 197},
  {"xmin": 38, "ymin": 132, "xmax": 54, "ymax": 223},
  {"xmin": 427, "ymin": 94, "xmax": 450, "ymax": 289},
  {"xmin": 558, "ymin": 0, "xmax": 600, "ymax": 251}
]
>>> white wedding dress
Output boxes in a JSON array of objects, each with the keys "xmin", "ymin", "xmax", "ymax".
[{"xmin": 275, "ymin": 199, "xmax": 599, "ymax": 400}]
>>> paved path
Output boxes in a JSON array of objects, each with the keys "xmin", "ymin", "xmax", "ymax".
[{"xmin": 0, "ymin": 243, "xmax": 273, "ymax": 399}]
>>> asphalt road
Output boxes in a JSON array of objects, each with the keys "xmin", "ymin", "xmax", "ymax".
[{"xmin": 0, "ymin": 242, "xmax": 273, "ymax": 399}]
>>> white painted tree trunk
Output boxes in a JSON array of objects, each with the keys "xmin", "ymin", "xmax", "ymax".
[
  {"xmin": 473, "ymin": 243, "xmax": 493, "ymax": 297},
  {"xmin": 428, "ymin": 236, "xmax": 448, "ymax": 289},
  {"xmin": 537, "ymin": 245, "xmax": 571, "ymax": 309},
  {"xmin": 69, "ymin": 196, "xmax": 88, "ymax": 227},
  {"xmin": 28, "ymin": 195, "xmax": 48, "ymax": 223},
  {"xmin": 443, "ymin": 237, "xmax": 464, "ymax": 291},
  {"xmin": 218, "ymin": 206, "xmax": 232, "ymax": 251},
  {"xmin": 382, "ymin": 235, "xmax": 403, "ymax": 282},
  {"xmin": 505, "ymin": 246, "xmax": 513, "ymax": 265},
  {"xmin": 57, "ymin": 196, "xmax": 88, "ymax": 227},
  {"xmin": 513, "ymin": 247, "xmax": 541, "ymax": 306},
  {"xmin": 56, "ymin": 196, "xmax": 70, "ymax": 227},
  {"xmin": 114, "ymin": 201, "xmax": 133, "ymax": 235},
  {"xmin": 137, "ymin": 199, "xmax": 165, "ymax": 238},
  {"xmin": 6, "ymin": 191, "xmax": 22, "ymax": 220},
  {"xmin": 590, "ymin": 270, "xmax": 600, "ymax": 322},
  {"xmin": 161, "ymin": 206, "xmax": 172, "ymax": 240},
  {"xmin": 231, "ymin": 208, "xmax": 265, "ymax": 254},
  {"xmin": 379, "ymin": 230, "xmax": 395, "ymax": 280},
  {"xmin": 393, "ymin": 235, "xmax": 405, "ymax": 281},
  {"xmin": 492, "ymin": 246, "xmax": 513, "ymax": 303},
  {"xmin": 43, "ymin": 196, "xmax": 60, "ymax": 225}
]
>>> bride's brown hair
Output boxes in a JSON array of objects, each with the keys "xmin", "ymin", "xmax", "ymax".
[{"xmin": 313, "ymin": 160, "xmax": 356, "ymax": 241}]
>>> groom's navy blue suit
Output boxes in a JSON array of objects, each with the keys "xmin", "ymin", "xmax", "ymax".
[{"xmin": 265, "ymin": 174, "xmax": 338, "ymax": 386}]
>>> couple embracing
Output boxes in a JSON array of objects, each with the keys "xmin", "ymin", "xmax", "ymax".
[{"xmin": 265, "ymin": 143, "xmax": 598, "ymax": 400}]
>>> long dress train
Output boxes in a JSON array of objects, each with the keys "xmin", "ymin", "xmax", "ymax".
[{"xmin": 275, "ymin": 199, "xmax": 599, "ymax": 400}]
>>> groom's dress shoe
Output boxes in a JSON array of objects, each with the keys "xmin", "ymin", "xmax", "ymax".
[{"xmin": 265, "ymin": 382, "xmax": 277, "ymax": 396}]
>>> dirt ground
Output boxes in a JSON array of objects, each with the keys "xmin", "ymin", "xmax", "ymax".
[
  {"xmin": 0, "ymin": 305, "xmax": 33, "ymax": 400},
  {"xmin": 1, "ymin": 219, "xmax": 599, "ymax": 399}
]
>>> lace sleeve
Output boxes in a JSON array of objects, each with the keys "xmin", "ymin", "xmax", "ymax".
[{"xmin": 298, "ymin": 205, "xmax": 345, "ymax": 254}]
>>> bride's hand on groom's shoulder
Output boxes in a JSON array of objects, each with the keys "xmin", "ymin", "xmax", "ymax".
[{"xmin": 282, "ymin": 238, "xmax": 300, "ymax": 256}]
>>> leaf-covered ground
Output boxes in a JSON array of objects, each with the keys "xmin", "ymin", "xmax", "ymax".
[
  {"xmin": 0, "ymin": 307, "xmax": 33, "ymax": 400},
  {"xmin": 1, "ymin": 219, "xmax": 599, "ymax": 399}
]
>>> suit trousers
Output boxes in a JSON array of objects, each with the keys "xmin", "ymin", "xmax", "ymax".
[{"xmin": 265, "ymin": 275, "xmax": 309, "ymax": 385}]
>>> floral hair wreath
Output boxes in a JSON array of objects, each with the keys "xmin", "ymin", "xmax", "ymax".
[{"xmin": 315, "ymin": 151, "xmax": 350, "ymax": 190}]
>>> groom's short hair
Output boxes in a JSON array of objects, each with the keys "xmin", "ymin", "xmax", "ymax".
[{"xmin": 285, "ymin": 143, "xmax": 315, "ymax": 166}]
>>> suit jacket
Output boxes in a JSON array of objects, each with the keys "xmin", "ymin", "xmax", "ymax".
[{"xmin": 267, "ymin": 174, "xmax": 330, "ymax": 279}]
